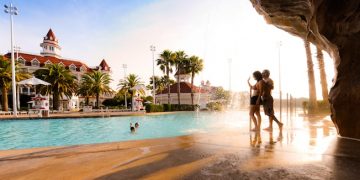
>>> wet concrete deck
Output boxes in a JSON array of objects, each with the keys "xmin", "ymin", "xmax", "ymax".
[{"xmin": 0, "ymin": 113, "xmax": 359, "ymax": 179}]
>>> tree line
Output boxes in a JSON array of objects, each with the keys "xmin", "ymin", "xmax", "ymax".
[
  {"xmin": 150, "ymin": 50, "xmax": 204, "ymax": 107},
  {"xmin": 0, "ymin": 49, "xmax": 204, "ymax": 112}
]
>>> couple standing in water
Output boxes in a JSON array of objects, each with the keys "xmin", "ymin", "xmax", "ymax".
[{"xmin": 247, "ymin": 69, "xmax": 283, "ymax": 131}]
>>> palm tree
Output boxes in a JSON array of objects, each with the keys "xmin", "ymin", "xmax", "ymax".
[
  {"xmin": 188, "ymin": 56, "xmax": 204, "ymax": 107},
  {"xmin": 81, "ymin": 71, "xmax": 112, "ymax": 108},
  {"xmin": 118, "ymin": 73, "xmax": 144, "ymax": 100},
  {"xmin": 157, "ymin": 50, "xmax": 175, "ymax": 105},
  {"xmin": 77, "ymin": 83, "xmax": 92, "ymax": 106},
  {"xmin": 174, "ymin": 51, "xmax": 188, "ymax": 106},
  {"xmin": 148, "ymin": 75, "xmax": 175, "ymax": 95},
  {"xmin": 0, "ymin": 56, "xmax": 30, "ymax": 111},
  {"xmin": 147, "ymin": 75, "xmax": 161, "ymax": 94},
  {"xmin": 304, "ymin": 40, "xmax": 317, "ymax": 112},
  {"xmin": 316, "ymin": 47, "xmax": 329, "ymax": 102},
  {"xmin": 34, "ymin": 63, "xmax": 77, "ymax": 110}
]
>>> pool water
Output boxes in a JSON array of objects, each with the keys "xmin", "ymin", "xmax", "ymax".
[{"xmin": 0, "ymin": 111, "xmax": 249, "ymax": 150}]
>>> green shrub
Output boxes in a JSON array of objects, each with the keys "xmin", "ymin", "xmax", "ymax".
[
  {"xmin": 163, "ymin": 104, "xmax": 172, "ymax": 112},
  {"xmin": 102, "ymin": 98, "xmax": 121, "ymax": 107},
  {"xmin": 206, "ymin": 102, "xmax": 223, "ymax": 111},
  {"xmin": 171, "ymin": 104, "xmax": 197, "ymax": 111},
  {"xmin": 302, "ymin": 100, "xmax": 330, "ymax": 114},
  {"xmin": 145, "ymin": 104, "xmax": 164, "ymax": 113}
]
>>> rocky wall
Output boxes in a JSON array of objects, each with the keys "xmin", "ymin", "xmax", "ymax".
[{"xmin": 250, "ymin": 0, "xmax": 360, "ymax": 138}]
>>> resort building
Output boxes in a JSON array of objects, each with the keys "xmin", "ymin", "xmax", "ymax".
[
  {"xmin": 3, "ymin": 29, "xmax": 112, "ymax": 110},
  {"xmin": 156, "ymin": 70, "xmax": 210, "ymax": 108}
]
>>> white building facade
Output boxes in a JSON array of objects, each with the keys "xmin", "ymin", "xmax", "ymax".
[
  {"xmin": 156, "ymin": 72, "xmax": 210, "ymax": 108},
  {"xmin": 4, "ymin": 29, "xmax": 112, "ymax": 111}
]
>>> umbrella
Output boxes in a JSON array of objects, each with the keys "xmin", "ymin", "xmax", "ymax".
[
  {"xmin": 130, "ymin": 84, "xmax": 146, "ymax": 91},
  {"xmin": 130, "ymin": 84, "xmax": 146, "ymax": 95},
  {"xmin": 17, "ymin": 77, "xmax": 50, "ymax": 86}
]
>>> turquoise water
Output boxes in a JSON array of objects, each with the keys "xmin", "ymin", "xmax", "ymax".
[{"xmin": 0, "ymin": 111, "xmax": 249, "ymax": 150}]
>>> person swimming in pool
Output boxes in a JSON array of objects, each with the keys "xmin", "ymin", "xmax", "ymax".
[
  {"xmin": 130, "ymin": 123, "xmax": 135, "ymax": 133},
  {"xmin": 135, "ymin": 122, "xmax": 139, "ymax": 128}
]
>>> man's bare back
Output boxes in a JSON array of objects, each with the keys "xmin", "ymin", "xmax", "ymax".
[{"xmin": 263, "ymin": 78, "xmax": 274, "ymax": 97}]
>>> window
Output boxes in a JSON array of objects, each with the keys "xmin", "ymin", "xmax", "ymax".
[
  {"xmin": 17, "ymin": 57, "xmax": 25, "ymax": 65},
  {"xmin": 31, "ymin": 59, "xmax": 40, "ymax": 67},
  {"xmin": 45, "ymin": 60, "xmax": 52, "ymax": 66},
  {"xmin": 69, "ymin": 64, "xmax": 77, "ymax": 71},
  {"xmin": 80, "ymin": 66, "xmax": 87, "ymax": 72},
  {"xmin": 58, "ymin": 62, "xmax": 64, "ymax": 66}
]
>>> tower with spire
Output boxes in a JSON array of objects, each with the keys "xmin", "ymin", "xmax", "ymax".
[{"xmin": 40, "ymin": 29, "xmax": 61, "ymax": 58}]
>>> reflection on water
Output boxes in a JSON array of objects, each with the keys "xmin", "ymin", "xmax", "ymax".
[
  {"xmin": 0, "ymin": 110, "xmax": 337, "ymax": 153},
  {"xmin": 1, "ymin": 110, "xmax": 359, "ymax": 180}
]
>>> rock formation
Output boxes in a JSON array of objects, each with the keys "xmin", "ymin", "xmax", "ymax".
[{"xmin": 249, "ymin": 0, "xmax": 360, "ymax": 138}]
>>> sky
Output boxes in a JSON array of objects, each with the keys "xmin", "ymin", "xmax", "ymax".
[{"xmin": 0, "ymin": 0, "xmax": 335, "ymax": 99}]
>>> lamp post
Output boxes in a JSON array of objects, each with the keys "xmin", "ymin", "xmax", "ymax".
[
  {"xmin": 4, "ymin": 3, "xmax": 18, "ymax": 116},
  {"xmin": 228, "ymin": 58, "xmax": 232, "ymax": 92},
  {"xmin": 122, "ymin": 64, "xmax": 127, "ymax": 109},
  {"xmin": 14, "ymin": 46, "xmax": 21, "ymax": 110},
  {"xmin": 228, "ymin": 58, "xmax": 232, "ymax": 109},
  {"xmin": 278, "ymin": 41, "xmax": 282, "ymax": 121},
  {"xmin": 150, "ymin": 45, "xmax": 156, "ymax": 104}
]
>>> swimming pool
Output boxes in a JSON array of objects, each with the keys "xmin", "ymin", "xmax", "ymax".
[{"xmin": 0, "ymin": 111, "xmax": 249, "ymax": 150}]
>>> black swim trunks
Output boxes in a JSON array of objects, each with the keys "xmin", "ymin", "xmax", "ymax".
[
  {"xmin": 262, "ymin": 95, "xmax": 274, "ymax": 115},
  {"xmin": 250, "ymin": 96, "xmax": 262, "ymax": 105}
]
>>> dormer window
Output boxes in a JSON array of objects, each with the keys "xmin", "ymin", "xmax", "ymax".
[
  {"xmin": 80, "ymin": 66, "xmax": 87, "ymax": 72},
  {"xmin": 69, "ymin": 64, "xmax": 77, "ymax": 71},
  {"xmin": 45, "ymin": 60, "xmax": 52, "ymax": 66},
  {"xmin": 31, "ymin": 59, "xmax": 40, "ymax": 67},
  {"xmin": 17, "ymin": 57, "xmax": 26, "ymax": 66},
  {"xmin": 58, "ymin": 62, "xmax": 65, "ymax": 66}
]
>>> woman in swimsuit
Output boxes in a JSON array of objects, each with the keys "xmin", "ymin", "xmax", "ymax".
[{"xmin": 248, "ymin": 71, "xmax": 264, "ymax": 131}]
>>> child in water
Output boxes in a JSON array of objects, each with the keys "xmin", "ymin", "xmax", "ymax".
[{"xmin": 130, "ymin": 123, "xmax": 135, "ymax": 133}]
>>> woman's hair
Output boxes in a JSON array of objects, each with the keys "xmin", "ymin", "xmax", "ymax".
[{"xmin": 253, "ymin": 71, "xmax": 263, "ymax": 81}]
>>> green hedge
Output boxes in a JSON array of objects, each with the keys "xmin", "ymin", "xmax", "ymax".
[
  {"xmin": 146, "ymin": 104, "xmax": 164, "ymax": 113},
  {"xmin": 206, "ymin": 102, "xmax": 223, "ymax": 111},
  {"xmin": 163, "ymin": 104, "xmax": 172, "ymax": 112},
  {"xmin": 302, "ymin": 100, "xmax": 330, "ymax": 114},
  {"xmin": 146, "ymin": 104, "xmax": 197, "ymax": 112},
  {"xmin": 170, "ymin": 104, "xmax": 196, "ymax": 111}
]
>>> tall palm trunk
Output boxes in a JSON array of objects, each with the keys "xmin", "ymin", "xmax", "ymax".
[
  {"xmin": 190, "ymin": 71, "xmax": 195, "ymax": 109},
  {"xmin": 96, "ymin": 93, "xmax": 100, "ymax": 108},
  {"xmin": 85, "ymin": 96, "xmax": 89, "ymax": 106},
  {"xmin": 53, "ymin": 89, "xmax": 60, "ymax": 111},
  {"xmin": 316, "ymin": 47, "xmax": 329, "ymax": 102},
  {"xmin": 130, "ymin": 90, "xmax": 134, "ymax": 111},
  {"xmin": 166, "ymin": 68, "xmax": 170, "ymax": 105},
  {"xmin": 304, "ymin": 40, "xmax": 318, "ymax": 112},
  {"xmin": 1, "ymin": 87, "xmax": 8, "ymax": 111},
  {"xmin": 177, "ymin": 65, "xmax": 181, "ymax": 106}
]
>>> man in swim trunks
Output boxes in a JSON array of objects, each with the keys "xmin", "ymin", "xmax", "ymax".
[{"xmin": 262, "ymin": 69, "xmax": 283, "ymax": 131}]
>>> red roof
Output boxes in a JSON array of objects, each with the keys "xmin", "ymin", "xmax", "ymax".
[
  {"xmin": 158, "ymin": 82, "xmax": 207, "ymax": 94},
  {"xmin": 4, "ymin": 52, "xmax": 90, "ymax": 71},
  {"xmin": 99, "ymin": 59, "xmax": 110, "ymax": 70},
  {"xmin": 44, "ymin": 29, "xmax": 57, "ymax": 42}
]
